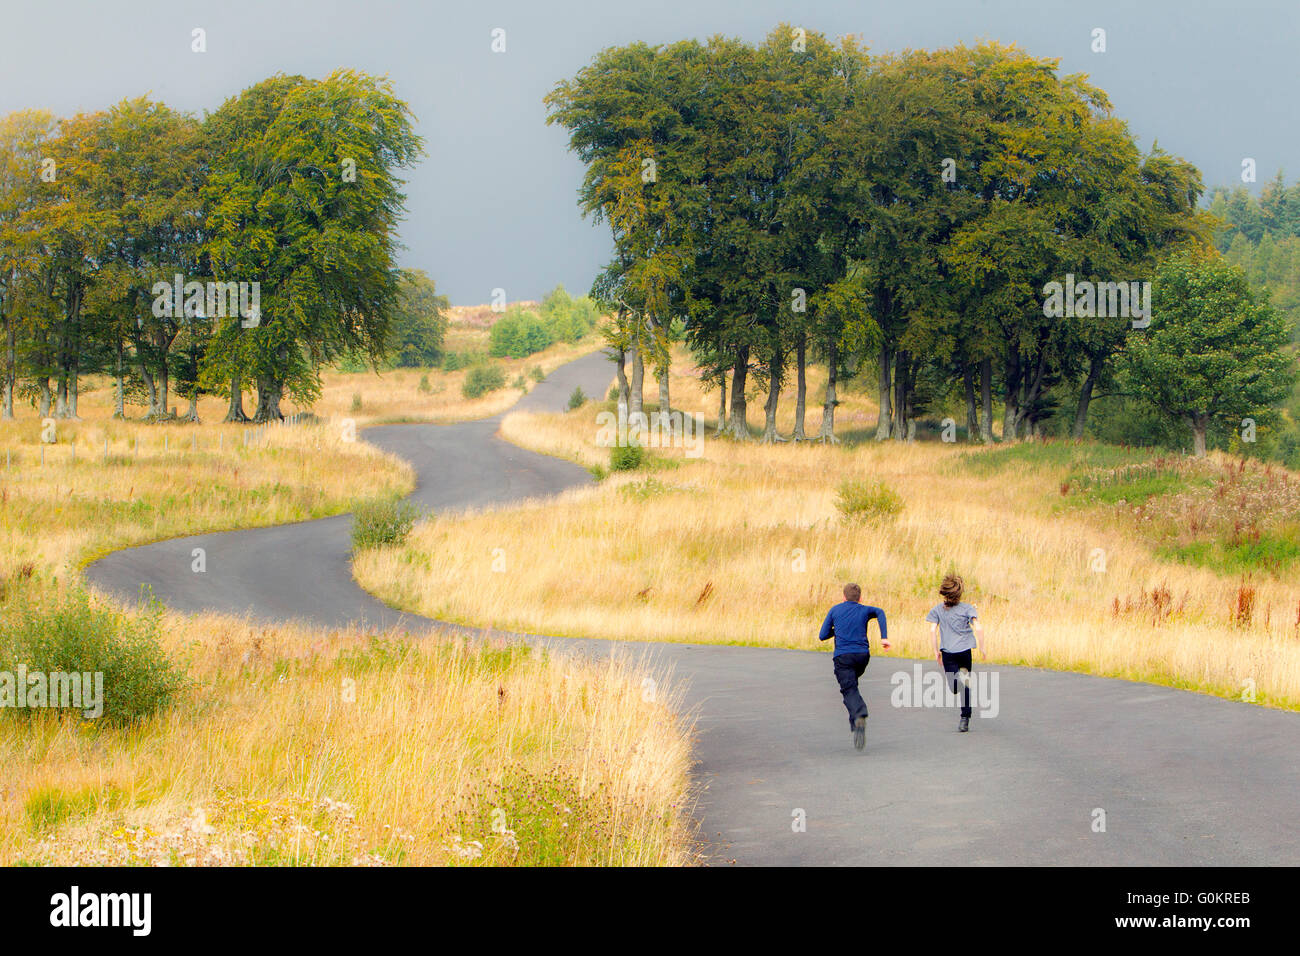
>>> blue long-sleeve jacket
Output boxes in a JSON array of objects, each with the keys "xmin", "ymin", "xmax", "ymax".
[{"xmin": 818, "ymin": 601, "xmax": 888, "ymax": 657}]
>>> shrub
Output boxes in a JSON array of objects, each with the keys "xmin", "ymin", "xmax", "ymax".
[
  {"xmin": 836, "ymin": 479, "xmax": 904, "ymax": 522},
  {"xmin": 462, "ymin": 365, "xmax": 506, "ymax": 399},
  {"xmin": 417, "ymin": 374, "xmax": 432, "ymax": 394},
  {"xmin": 512, "ymin": 374, "xmax": 528, "ymax": 390},
  {"xmin": 568, "ymin": 387, "xmax": 587, "ymax": 410},
  {"xmin": 610, "ymin": 444, "xmax": 644, "ymax": 472},
  {"xmin": 442, "ymin": 352, "xmax": 469, "ymax": 372},
  {"xmin": 489, "ymin": 308, "xmax": 553, "ymax": 359},
  {"xmin": 529, "ymin": 366, "xmax": 545, "ymax": 383},
  {"xmin": 607, "ymin": 385, "xmax": 620, "ymax": 402},
  {"xmin": 350, "ymin": 393, "xmax": 363, "ymax": 412},
  {"xmin": 0, "ymin": 588, "xmax": 187, "ymax": 725},
  {"xmin": 351, "ymin": 497, "xmax": 422, "ymax": 551}
]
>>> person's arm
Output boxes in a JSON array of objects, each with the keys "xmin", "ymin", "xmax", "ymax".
[
  {"xmin": 972, "ymin": 618, "xmax": 986, "ymax": 660},
  {"xmin": 930, "ymin": 622, "xmax": 942, "ymax": 663},
  {"xmin": 868, "ymin": 606, "xmax": 890, "ymax": 649},
  {"xmin": 818, "ymin": 609, "xmax": 835, "ymax": 643}
]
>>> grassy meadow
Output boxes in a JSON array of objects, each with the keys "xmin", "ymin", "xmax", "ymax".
[
  {"xmin": 355, "ymin": 349, "xmax": 1300, "ymax": 711},
  {"xmin": 1, "ymin": 327, "xmax": 697, "ymax": 866}
]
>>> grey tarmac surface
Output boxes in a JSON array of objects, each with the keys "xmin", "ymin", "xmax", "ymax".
[{"xmin": 85, "ymin": 350, "xmax": 1300, "ymax": 866}]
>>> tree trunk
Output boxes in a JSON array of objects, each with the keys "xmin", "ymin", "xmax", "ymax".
[
  {"xmin": 1072, "ymin": 354, "xmax": 1103, "ymax": 439},
  {"xmin": 875, "ymin": 346, "xmax": 892, "ymax": 441},
  {"xmin": 657, "ymin": 367, "xmax": 673, "ymax": 436},
  {"xmin": 903, "ymin": 357, "xmax": 917, "ymax": 442},
  {"xmin": 725, "ymin": 346, "xmax": 750, "ymax": 440},
  {"xmin": 817, "ymin": 337, "xmax": 839, "ymax": 443},
  {"xmin": 1191, "ymin": 416, "xmax": 1209, "ymax": 458},
  {"xmin": 629, "ymin": 340, "xmax": 644, "ymax": 417},
  {"xmin": 979, "ymin": 358, "xmax": 993, "ymax": 443},
  {"xmin": 962, "ymin": 362, "xmax": 978, "ymax": 442},
  {"xmin": 1003, "ymin": 352, "xmax": 1020, "ymax": 441},
  {"xmin": 714, "ymin": 371, "xmax": 727, "ymax": 436},
  {"xmin": 760, "ymin": 346, "xmax": 784, "ymax": 443},
  {"xmin": 254, "ymin": 376, "xmax": 283, "ymax": 422},
  {"xmin": 792, "ymin": 334, "xmax": 807, "ymax": 441},
  {"xmin": 891, "ymin": 349, "xmax": 908, "ymax": 441},
  {"xmin": 38, "ymin": 379, "xmax": 52, "ymax": 418},
  {"xmin": 113, "ymin": 338, "xmax": 125, "ymax": 419},
  {"xmin": 224, "ymin": 373, "xmax": 248, "ymax": 423},
  {"xmin": 613, "ymin": 346, "xmax": 629, "ymax": 416},
  {"xmin": 2, "ymin": 300, "xmax": 13, "ymax": 420}
]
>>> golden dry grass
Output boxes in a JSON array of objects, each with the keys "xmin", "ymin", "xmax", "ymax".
[
  {"xmin": 307, "ymin": 332, "xmax": 601, "ymax": 425},
  {"xmin": 355, "ymin": 350, "xmax": 1300, "ymax": 711},
  {"xmin": 0, "ymin": 611, "xmax": 695, "ymax": 866}
]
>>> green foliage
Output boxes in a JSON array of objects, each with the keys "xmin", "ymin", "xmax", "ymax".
[
  {"xmin": 417, "ymin": 374, "xmax": 431, "ymax": 393},
  {"xmin": 567, "ymin": 387, "xmax": 587, "ymax": 410},
  {"xmin": 387, "ymin": 270, "xmax": 450, "ymax": 367},
  {"xmin": 0, "ymin": 588, "xmax": 187, "ymax": 725},
  {"xmin": 529, "ymin": 366, "xmax": 546, "ymax": 382},
  {"xmin": 461, "ymin": 364, "xmax": 506, "ymax": 399},
  {"xmin": 539, "ymin": 285, "xmax": 600, "ymax": 343},
  {"xmin": 442, "ymin": 351, "xmax": 480, "ymax": 372},
  {"xmin": 350, "ymin": 392, "xmax": 362, "ymax": 412},
  {"xmin": 609, "ymin": 443, "xmax": 644, "ymax": 471},
  {"xmin": 512, "ymin": 374, "xmax": 528, "ymax": 390},
  {"xmin": 835, "ymin": 479, "xmax": 904, "ymax": 523},
  {"xmin": 351, "ymin": 497, "xmax": 421, "ymax": 550},
  {"xmin": 1127, "ymin": 255, "xmax": 1297, "ymax": 454},
  {"xmin": 1159, "ymin": 526, "xmax": 1300, "ymax": 575},
  {"xmin": 489, "ymin": 307, "xmax": 553, "ymax": 359}
]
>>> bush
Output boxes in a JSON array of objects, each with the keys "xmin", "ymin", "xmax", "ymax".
[
  {"xmin": 489, "ymin": 307, "xmax": 553, "ymax": 359},
  {"xmin": 610, "ymin": 444, "xmax": 644, "ymax": 472},
  {"xmin": 512, "ymin": 374, "xmax": 528, "ymax": 390},
  {"xmin": 529, "ymin": 366, "xmax": 546, "ymax": 383},
  {"xmin": 462, "ymin": 364, "xmax": 506, "ymax": 399},
  {"xmin": 568, "ymin": 387, "xmax": 587, "ymax": 410},
  {"xmin": 836, "ymin": 479, "xmax": 904, "ymax": 522},
  {"xmin": 351, "ymin": 497, "xmax": 422, "ymax": 550},
  {"xmin": 0, "ymin": 588, "xmax": 186, "ymax": 725},
  {"xmin": 417, "ymin": 374, "xmax": 432, "ymax": 394},
  {"xmin": 350, "ymin": 392, "xmax": 363, "ymax": 412},
  {"xmin": 608, "ymin": 385, "xmax": 620, "ymax": 402}
]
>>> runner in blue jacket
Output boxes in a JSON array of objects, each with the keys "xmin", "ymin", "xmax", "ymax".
[{"xmin": 818, "ymin": 582, "xmax": 890, "ymax": 751}]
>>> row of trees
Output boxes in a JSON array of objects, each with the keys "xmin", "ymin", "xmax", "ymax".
[
  {"xmin": 547, "ymin": 27, "xmax": 1247, "ymax": 446},
  {"xmin": 0, "ymin": 70, "xmax": 423, "ymax": 423}
]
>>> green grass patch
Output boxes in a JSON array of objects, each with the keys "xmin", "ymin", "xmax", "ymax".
[{"xmin": 1158, "ymin": 525, "xmax": 1300, "ymax": 575}]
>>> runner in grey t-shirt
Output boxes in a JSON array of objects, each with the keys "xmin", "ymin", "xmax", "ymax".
[
  {"xmin": 925, "ymin": 601, "xmax": 979, "ymax": 652},
  {"xmin": 925, "ymin": 574, "xmax": 987, "ymax": 732}
]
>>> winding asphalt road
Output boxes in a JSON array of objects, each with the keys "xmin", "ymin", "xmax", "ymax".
[{"xmin": 86, "ymin": 352, "xmax": 1300, "ymax": 865}]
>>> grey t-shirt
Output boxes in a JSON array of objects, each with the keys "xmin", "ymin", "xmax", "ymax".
[{"xmin": 926, "ymin": 601, "xmax": 978, "ymax": 652}]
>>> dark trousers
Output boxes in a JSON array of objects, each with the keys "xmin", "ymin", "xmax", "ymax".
[
  {"xmin": 833, "ymin": 652, "xmax": 870, "ymax": 730},
  {"xmin": 941, "ymin": 649, "xmax": 973, "ymax": 718}
]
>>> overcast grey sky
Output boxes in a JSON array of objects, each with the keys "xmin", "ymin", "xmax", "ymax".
[{"xmin": 2, "ymin": 0, "xmax": 1296, "ymax": 303}]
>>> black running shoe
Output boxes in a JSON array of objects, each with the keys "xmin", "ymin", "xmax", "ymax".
[
  {"xmin": 959, "ymin": 716, "xmax": 970, "ymax": 733},
  {"xmin": 853, "ymin": 716, "xmax": 867, "ymax": 751}
]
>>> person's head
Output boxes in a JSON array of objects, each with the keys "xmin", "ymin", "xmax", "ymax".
[
  {"xmin": 939, "ymin": 574, "xmax": 964, "ymax": 607},
  {"xmin": 843, "ymin": 582, "xmax": 861, "ymax": 603}
]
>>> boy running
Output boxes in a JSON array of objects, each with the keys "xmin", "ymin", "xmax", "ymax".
[
  {"xmin": 818, "ymin": 583, "xmax": 890, "ymax": 751},
  {"xmin": 925, "ymin": 574, "xmax": 986, "ymax": 733}
]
